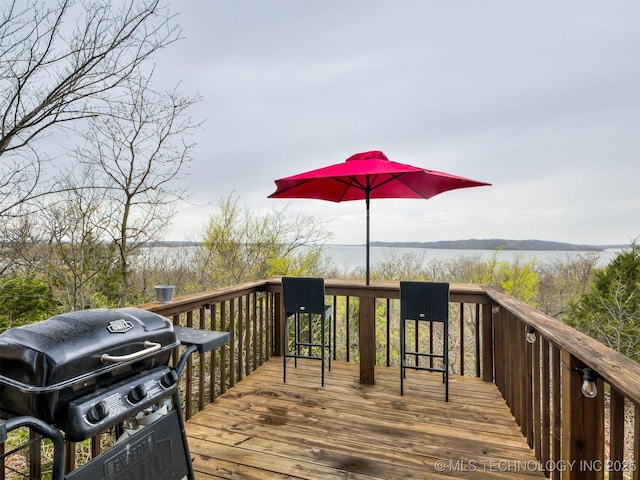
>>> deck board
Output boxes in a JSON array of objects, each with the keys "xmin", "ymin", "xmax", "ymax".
[{"xmin": 185, "ymin": 359, "xmax": 546, "ymax": 479}]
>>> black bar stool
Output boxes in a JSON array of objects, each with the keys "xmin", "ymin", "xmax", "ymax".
[
  {"xmin": 282, "ymin": 277, "xmax": 332, "ymax": 386},
  {"xmin": 399, "ymin": 281, "xmax": 450, "ymax": 400}
]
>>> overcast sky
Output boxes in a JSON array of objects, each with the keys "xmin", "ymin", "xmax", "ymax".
[{"xmin": 154, "ymin": 0, "xmax": 639, "ymax": 246}]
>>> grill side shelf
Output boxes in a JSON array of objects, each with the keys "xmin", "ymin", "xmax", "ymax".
[{"xmin": 173, "ymin": 327, "xmax": 230, "ymax": 353}]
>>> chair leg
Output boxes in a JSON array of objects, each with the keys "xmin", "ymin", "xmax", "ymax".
[
  {"xmin": 283, "ymin": 314, "xmax": 288, "ymax": 383},
  {"xmin": 294, "ymin": 313, "xmax": 299, "ymax": 368},
  {"xmin": 320, "ymin": 314, "xmax": 325, "ymax": 387},
  {"xmin": 445, "ymin": 372, "xmax": 449, "ymax": 402},
  {"xmin": 444, "ymin": 321, "xmax": 449, "ymax": 402},
  {"xmin": 400, "ymin": 318, "xmax": 405, "ymax": 395},
  {"xmin": 327, "ymin": 313, "xmax": 331, "ymax": 372}
]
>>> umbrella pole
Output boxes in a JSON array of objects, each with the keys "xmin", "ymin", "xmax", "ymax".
[{"xmin": 366, "ymin": 190, "xmax": 370, "ymax": 285}]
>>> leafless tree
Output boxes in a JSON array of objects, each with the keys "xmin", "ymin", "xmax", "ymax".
[
  {"xmin": 0, "ymin": 0, "xmax": 180, "ymax": 217},
  {"xmin": 0, "ymin": 213, "xmax": 46, "ymax": 276},
  {"xmin": 38, "ymin": 165, "xmax": 119, "ymax": 310},
  {"xmin": 74, "ymin": 73, "xmax": 200, "ymax": 306}
]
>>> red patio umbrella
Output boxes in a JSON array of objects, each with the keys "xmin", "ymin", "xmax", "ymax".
[{"xmin": 269, "ymin": 150, "xmax": 490, "ymax": 284}]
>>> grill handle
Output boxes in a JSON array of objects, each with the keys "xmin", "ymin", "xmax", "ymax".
[{"xmin": 101, "ymin": 341, "xmax": 161, "ymax": 364}]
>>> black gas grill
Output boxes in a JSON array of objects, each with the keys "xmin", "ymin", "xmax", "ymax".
[{"xmin": 0, "ymin": 308, "xmax": 229, "ymax": 480}]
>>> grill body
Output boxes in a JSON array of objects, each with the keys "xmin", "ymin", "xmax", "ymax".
[
  {"xmin": 0, "ymin": 308, "xmax": 230, "ymax": 479},
  {"xmin": 0, "ymin": 308, "xmax": 179, "ymax": 426}
]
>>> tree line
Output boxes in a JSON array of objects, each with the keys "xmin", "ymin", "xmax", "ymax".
[{"xmin": 1, "ymin": 192, "xmax": 638, "ymax": 363}]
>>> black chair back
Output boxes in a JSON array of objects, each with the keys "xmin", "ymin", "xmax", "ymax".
[
  {"xmin": 283, "ymin": 277, "xmax": 326, "ymax": 315},
  {"xmin": 400, "ymin": 281, "xmax": 449, "ymax": 323}
]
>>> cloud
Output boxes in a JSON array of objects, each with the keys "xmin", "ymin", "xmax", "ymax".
[{"xmin": 158, "ymin": 0, "xmax": 639, "ymax": 245}]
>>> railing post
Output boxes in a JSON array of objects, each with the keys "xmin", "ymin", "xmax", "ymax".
[
  {"xmin": 359, "ymin": 296, "xmax": 376, "ymax": 385},
  {"xmin": 481, "ymin": 303, "xmax": 494, "ymax": 382},
  {"xmin": 560, "ymin": 351, "xmax": 604, "ymax": 480}
]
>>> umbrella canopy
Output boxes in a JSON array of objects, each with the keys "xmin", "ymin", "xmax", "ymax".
[{"xmin": 269, "ymin": 150, "xmax": 491, "ymax": 284}]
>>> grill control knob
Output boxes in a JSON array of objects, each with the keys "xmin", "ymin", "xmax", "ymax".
[
  {"xmin": 127, "ymin": 384, "xmax": 147, "ymax": 404},
  {"xmin": 86, "ymin": 401, "xmax": 109, "ymax": 424},
  {"xmin": 160, "ymin": 370, "xmax": 178, "ymax": 388}
]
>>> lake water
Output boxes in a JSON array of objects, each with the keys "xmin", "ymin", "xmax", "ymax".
[
  {"xmin": 322, "ymin": 244, "xmax": 621, "ymax": 271},
  {"xmin": 142, "ymin": 243, "xmax": 623, "ymax": 273}
]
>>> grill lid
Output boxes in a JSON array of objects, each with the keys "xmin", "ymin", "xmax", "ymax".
[{"xmin": 0, "ymin": 308, "xmax": 177, "ymax": 389}]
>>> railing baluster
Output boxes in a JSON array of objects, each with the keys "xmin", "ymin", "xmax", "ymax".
[
  {"xmin": 609, "ymin": 388, "xmax": 625, "ymax": 480},
  {"xmin": 185, "ymin": 310, "xmax": 193, "ymax": 420},
  {"xmin": 210, "ymin": 303, "xmax": 218, "ymax": 400},
  {"xmin": 220, "ymin": 301, "xmax": 228, "ymax": 394},
  {"xmin": 245, "ymin": 293, "xmax": 251, "ymax": 377},
  {"xmin": 634, "ymin": 403, "xmax": 639, "ymax": 480},
  {"xmin": 65, "ymin": 441, "xmax": 75, "ymax": 476},
  {"xmin": 198, "ymin": 306, "xmax": 206, "ymax": 410},
  {"xmin": 551, "ymin": 343, "xmax": 561, "ymax": 480},
  {"xmin": 481, "ymin": 303, "xmax": 493, "ymax": 382},
  {"xmin": 30, "ymin": 430, "xmax": 41, "ymax": 480},
  {"xmin": 459, "ymin": 303, "xmax": 465, "ymax": 376},
  {"xmin": 475, "ymin": 304, "xmax": 481, "ymax": 378},
  {"xmin": 0, "ymin": 435, "xmax": 4, "ymax": 480},
  {"xmin": 237, "ymin": 296, "xmax": 244, "ymax": 380},
  {"xmin": 386, "ymin": 298, "xmax": 391, "ymax": 367},
  {"xmin": 345, "ymin": 296, "xmax": 350, "ymax": 362},
  {"xmin": 252, "ymin": 294, "xmax": 256, "ymax": 369},
  {"xmin": 541, "ymin": 338, "xmax": 551, "ymax": 470},
  {"xmin": 231, "ymin": 298, "xmax": 237, "ymax": 387}
]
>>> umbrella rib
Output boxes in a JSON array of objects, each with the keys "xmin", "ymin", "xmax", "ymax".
[
  {"xmin": 370, "ymin": 172, "xmax": 407, "ymax": 190},
  {"xmin": 332, "ymin": 175, "xmax": 371, "ymax": 200},
  {"xmin": 379, "ymin": 171, "xmax": 429, "ymax": 197},
  {"xmin": 334, "ymin": 173, "xmax": 410, "ymax": 199}
]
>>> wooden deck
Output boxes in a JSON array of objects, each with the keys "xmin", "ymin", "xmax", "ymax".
[{"xmin": 184, "ymin": 359, "xmax": 546, "ymax": 479}]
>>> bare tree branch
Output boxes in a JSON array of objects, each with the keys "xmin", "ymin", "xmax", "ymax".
[
  {"xmin": 74, "ymin": 71, "xmax": 201, "ymax": 306},
  {"xmin": 0, "ymin": 0, "xmax": 181, "ymax": 216}
]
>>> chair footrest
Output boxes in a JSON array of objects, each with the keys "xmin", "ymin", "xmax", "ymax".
[
  {"xmin": 403, "ymin": 351, "xmax": 444, "ymax": 358},
  {"xmin": 292, "ymin": 341, "xmax": 330, "ymax": 348},
  {"xmin": 402, "ymin": 364, "xmax": 447, "ymax": 374},
  {"xmin": 284, "ymin": 353, "xmax": 331, "ymax": 361}
]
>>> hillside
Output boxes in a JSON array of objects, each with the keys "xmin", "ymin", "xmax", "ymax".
[{"xmin": 368, "ymin": 239, "xmax": 624, "ymax": 251}]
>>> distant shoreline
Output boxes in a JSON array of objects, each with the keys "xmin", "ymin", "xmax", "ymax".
[
  {"xmin": 152, "ymin": 239, "xmax": 629, "ymax": 251},
  {"xmin": 346, "ymin": 239, "xmax": 629, "ymax": 251}
]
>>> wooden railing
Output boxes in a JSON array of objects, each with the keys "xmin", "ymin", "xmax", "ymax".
[
  {"xmin": 2, "ymin": 278, "xmax": 639, "ymax": 480},
  {"xmin": 486, "ymin": 286, "xmax": 640, "ymax": 480}
]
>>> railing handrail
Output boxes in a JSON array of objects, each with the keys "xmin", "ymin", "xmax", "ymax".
[
  {"xmin": 263, "ymin": 277, "xmax": 492, "ymax": 302},
  {"xmin": 485, "ymin": 285, "xmax": 640, "ymax": 404},
  {"xmin": 139, "ymin": 279, "xmax": 270, "ymax": 316}
]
